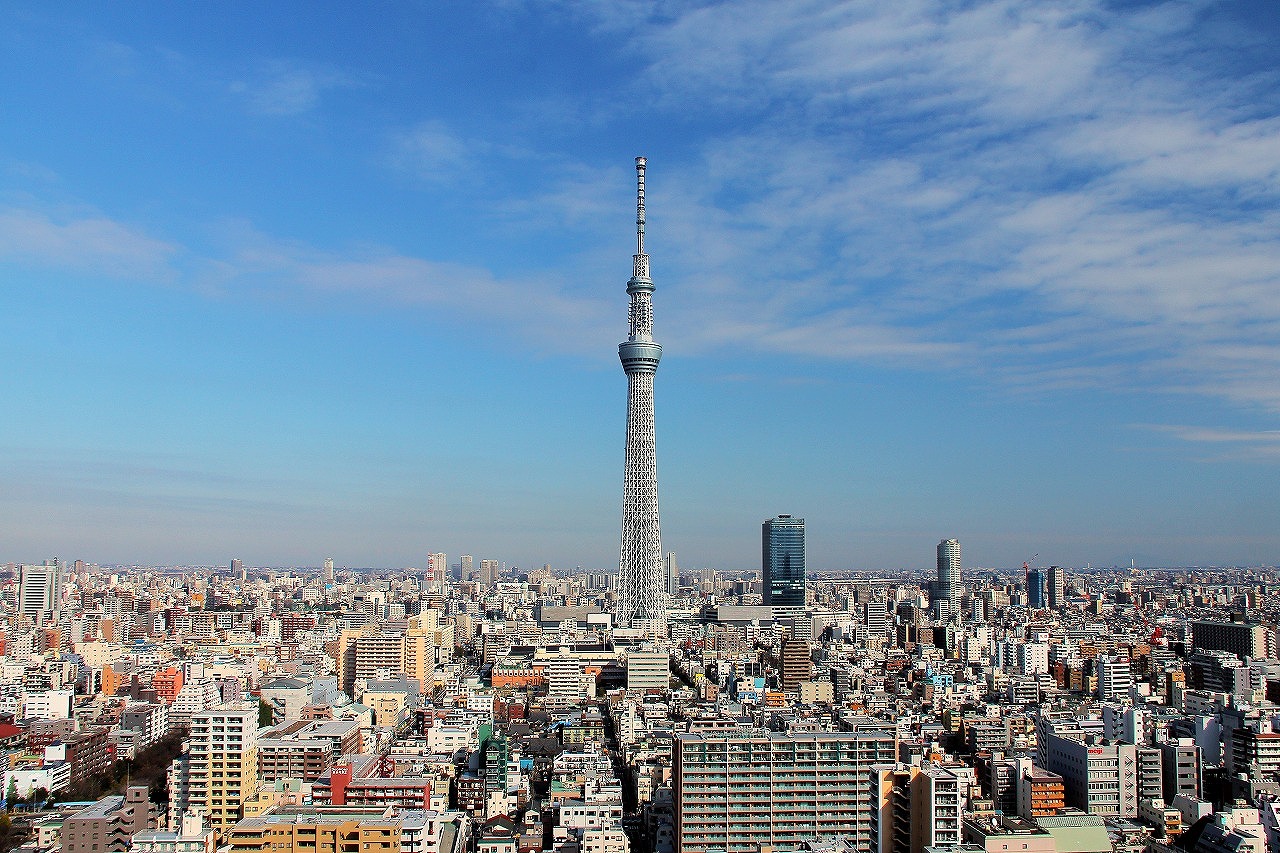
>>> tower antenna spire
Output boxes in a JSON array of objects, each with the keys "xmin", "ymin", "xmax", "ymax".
[{"xmin": 636, "ymin": 156, "xmax": 646, "ymax": 257}]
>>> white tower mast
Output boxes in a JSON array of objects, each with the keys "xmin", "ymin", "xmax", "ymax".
[{"xmin": 616, "ymin": 156, "xmax": 665, "ymax": 634}]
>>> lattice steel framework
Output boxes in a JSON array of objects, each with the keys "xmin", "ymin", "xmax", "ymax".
[{"xmin": 616, "ymin": 156, "xmax": 665, "ymax": 632}]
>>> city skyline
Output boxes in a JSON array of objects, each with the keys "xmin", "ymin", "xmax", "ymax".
[{"xmin": 2, "ymin": 3, "xmax": 1279, "ymax": 570}]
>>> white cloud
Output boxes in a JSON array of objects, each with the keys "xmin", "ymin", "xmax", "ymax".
[
  {"xmin": 0, "ymin": 208, "xmax": 177, "ymax": 280},
  {"xmin": 230, "ymin": 60, "xmax": 355, "ymax": 116},
  {"xmin": 539, "ymin": 0, "xmax": 1280, "ymax": 410},
  {"xmin": 1140, "ymin": 424, "xmax": 1280, "ymax": 461},
  {"xmin": 391, "ymin": 122, "xmax": 476, "ymax": 183},
  {"xmin": 192, "ymin": 222, "xmax": 619, "ymax": 356}
]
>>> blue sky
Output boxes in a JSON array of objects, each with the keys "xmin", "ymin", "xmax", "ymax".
[{"xmin": 1, "ymin": 1, "xmax": 1278, "ymax": 572}]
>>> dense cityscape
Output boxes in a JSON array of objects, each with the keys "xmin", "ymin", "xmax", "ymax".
[
  {"xmin": 0, "ymin": 550, "xmax": 1277, "ymax": 853},
  {"xmin": 0, "ymin": 157, "xmax": 1277, "ymax": 853},
  {"xmin": 4, "ymin": 4, "xmax": 1280, "ymax": 853}
]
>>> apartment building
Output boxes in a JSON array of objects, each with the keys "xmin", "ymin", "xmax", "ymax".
[
  {"xmin": 674, "ymin": 728, "xmax": 897, "ymax": 853},
  {"xmin": 911, "ymin": 767, "xmax": 963, "ymax": 853},
  {"xmin": 188, "ymin": 707, "xmax": 260, "ymax": 836},
  {"xmin": 62, "ymin": 787, "xmax": 157, "ymax": 853},
  {"xmin": 228, "ymin": 808, "xmax": 401, "ymax": 853}
]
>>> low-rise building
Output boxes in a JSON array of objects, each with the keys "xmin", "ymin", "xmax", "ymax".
[{"xmin": 62, "ymin": 787, "xmax": 157, "ymax": 853}]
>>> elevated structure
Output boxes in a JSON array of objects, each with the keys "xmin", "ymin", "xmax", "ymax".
[{"xmin": 616, "ymin": 157, "xmax": 665, "ymax": 634}]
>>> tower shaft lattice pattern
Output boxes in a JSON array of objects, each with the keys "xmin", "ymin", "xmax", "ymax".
[{"xmin": 617, "ymin": 157, "xmax": 665, "ymax": 631}]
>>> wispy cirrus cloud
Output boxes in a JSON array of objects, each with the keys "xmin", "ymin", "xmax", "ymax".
[
  {"xmin": 391, "ymin": 121, "xmax": 478, "ymax": 183},
  {"xmin": 8, "ymin": 0, "xmax": 1280, "ymax": 419},
  {"xmin": 533, "ymin": 0, "xmax": 1280, "ymax": 411},
  {"xmin": 1149, "ymin": 426, "xmax": 1280, "ymax": 445},
  {"xmin": 1139, "ymin": 424, "xmax": 1280, "ymax": 461},
  {"xmin": 189, "ymin": 221, "xmax": 619, "ymax": 355},
  {"xmin": 230, "ymin": 60, "xmax": 357, "ymax": 116}
]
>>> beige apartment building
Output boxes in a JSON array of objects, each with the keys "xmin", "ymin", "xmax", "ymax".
[{"xmin": 188, "ymin": 707, "xmax": 260, "ymax": 836}]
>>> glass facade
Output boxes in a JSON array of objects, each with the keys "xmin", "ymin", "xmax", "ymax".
[
  {"xmin": 762, "ymin": 515, "xmax": 806, "ymax": 607},
  {"xmin": 1026, "ymin": 566, "xmax": 1047, "ymax": 608}
]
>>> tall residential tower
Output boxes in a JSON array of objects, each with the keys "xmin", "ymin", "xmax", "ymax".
[
  {"xmin": 937, "ymin": 539, "xmax": 962, "ymax": 604},
  {"xmin": 616, "ymin": 157, "xmax": 665, "ymax": 632}
]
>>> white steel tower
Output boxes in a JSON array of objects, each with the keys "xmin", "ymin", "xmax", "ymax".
[{"xmin": 616, "ymin": 156, "xmax": 665, "ymax": 633}]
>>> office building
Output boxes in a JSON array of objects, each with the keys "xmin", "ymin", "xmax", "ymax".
[
  {"xmin": 674, "ymin": 728, "xmax": 897, "ymax": 853},
  {"xmin": 762, "ymin": 515, "xmax": 806, "ymax": 608},
  {"xmin": 615, "ymin": 157, "xmax": 666, "ymax": 634},
  {"xmin": 625, "ymin": 649, "xmax": 669, "ymax": 693},
  {"xmin": 865, "ymin": 600, "xmax": 890, "ymax": 640},
  {"xmin": 19, "ymin": 561, "xmax": 62, "ymax": 621},
  {"xmin": 1047, "ymin": 565, "xmax": 1065, "ymax": 609},
  {"xmin": 1191, "ymin": 620, "xmax": 1273, "ymax": 659},
  {"xmin": 322, "ymin": 557, "xmax": 334, "ymax": 583},
  {"xmin": 1040, "ymin": 732, "xmax": 1141, "ymax": 817},
  {"xmin": 665, "ymin": 551, "xmax": 679, "ymax": 597},
  {"xmin": 459, "ymin": 555, "xmax": 473, "ymax": 581},
  {"xmin": 1025, "ymin": 567, "xmax": 1046, "ymax": 609},
  {"xmin": 937, "ymin": 539, "xmax": 962, "ymax": 603},
  {"xmin": 1097, "ymin": 654, "xmax": 1133, "ymax": 702},
  {"xmin": 1160, "ymin": 739, "xmax": 1202, "ymax": 801}
]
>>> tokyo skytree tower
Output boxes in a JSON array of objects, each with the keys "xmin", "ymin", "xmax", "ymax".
[{"xmin": 616, "ymin": 156, "xmax": 665, "ymax": 633}]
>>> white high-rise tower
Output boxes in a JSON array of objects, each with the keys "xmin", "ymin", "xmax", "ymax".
[
  {"xmin": 937, "ymin": 538, "xmax": 962, "ymax": 603},
  {"xmin": 616, "ymin": 156, "xmax": 665, "ymax": 633}
]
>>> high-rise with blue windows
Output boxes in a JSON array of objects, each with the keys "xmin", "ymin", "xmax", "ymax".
[
  {"xmin": 762, "ymin": 515, "xmax": 806, "ymax": 607},
  {"xmin": 1026, "ymin": 565, "xmax": 1047, "ymax": 608}
]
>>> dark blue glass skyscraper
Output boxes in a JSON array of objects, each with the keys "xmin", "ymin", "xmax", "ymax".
[
  {"xmin": 762, "ymin": 515, "xmax": 806, "ymax": 607},
  {"xmin": 1026, "ymin": 565, "xmax": 1047, "ymax": 608}
]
